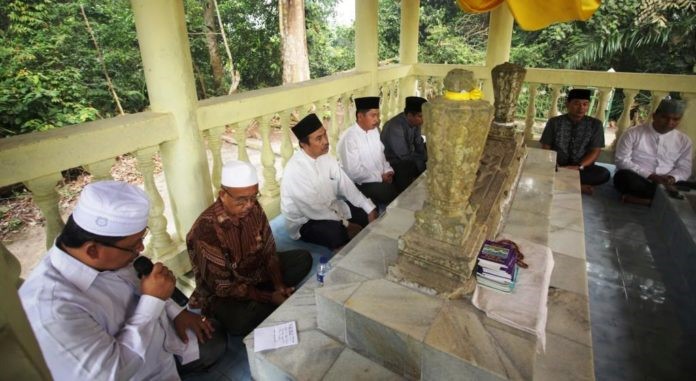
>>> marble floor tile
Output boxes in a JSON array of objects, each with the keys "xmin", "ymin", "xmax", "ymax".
[
  {"xmin": 546, "ymin": 288, "xmax": 591, "ymax": 346},
  {"xmin": 334, "ymin": 234, "xmax": 399, "ymax": 280},
  {"xmin": 550, "ymin": 205, "xmax": 585, "ymax": 232},
  {"xmin": 255, "ymin": 330, "xmax": 344, "ymax": 381},
  {"xmin": 322, "ymin": 348, "xmax": 405, "ymax": 381},
  {"xmin": 315, "ymin": 282, "xmax": 362, "ymax": 342},
  {"xmin": 548, "ymin": 227, "xmax": 586, "ymax": 259},
  {"xmin": 550, "ymin": 252, "xmax": 589, "ymax": 294},
  {"xmin": 535, "ymin": 332, "xmax": 594, "ymax": 381},
  {"xmin": 366, "ymin": 206, "xmax": 416, "ymax": 239}
]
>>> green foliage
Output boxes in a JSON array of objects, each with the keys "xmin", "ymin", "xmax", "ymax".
[{"xmin": 378, "ymin": 0, "xmax": 488, "ymax": 65}]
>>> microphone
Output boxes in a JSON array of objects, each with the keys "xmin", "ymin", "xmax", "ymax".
[{"xmin": 133, "ymin": 256, "xmax": 189, "ymax": 307}]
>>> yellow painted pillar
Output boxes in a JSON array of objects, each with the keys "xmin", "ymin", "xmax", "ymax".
[
  {"xmin": 399, "ymin": 0, "xmax": 420, "ymax": 104},
  {"xmin": 681, "ymin": 92, "xmax": 696, "ymax": 179},
  {"xmin": 484, "ymin": 4, "xmax": 514, "ymax": 102},
  {"xmin": 0, "ymin": 243, "xmax": 52, "ymax": 380},
  {"xmin": 131, "ymin": 0, "xmax": 213, "ymax": 235},
  {"xmin": 355, "ymin": 0, "xmax": 379, "ymax": 95}
]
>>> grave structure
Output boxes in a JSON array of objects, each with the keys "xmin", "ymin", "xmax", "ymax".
[{"xmin": 393, "ymin": 64, "xmax": 528, "ymax": 296}]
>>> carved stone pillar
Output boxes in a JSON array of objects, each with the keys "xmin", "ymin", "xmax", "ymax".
[{"xmin": 394, "ymin": 69, "xmax": 494, "ymax": 295}]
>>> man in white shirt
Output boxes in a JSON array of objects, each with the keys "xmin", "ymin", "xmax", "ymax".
[
  {"xmin": 19, "ymin": 181, "xmax": 225, "ymax": 380},
  {"xmin": 282, "ymin": 113, "xmax": 378, "ymax": 250},
  {"xmin": 338, "ymin": 96, "xmax": 398, "ymax": 205},
  {"xmin": 614, "ymin": 99, "xmax": 692, "ymax": 205}
]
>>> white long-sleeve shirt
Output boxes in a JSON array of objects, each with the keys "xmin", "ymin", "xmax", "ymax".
[
  {"xmin": 337, "ymin": 124, "xmax": 394, "ymax": 184},
  {"xmin": 615, "ymin": 123, "xmax": 693, "ymax": 181},
  {"xmin": 19, "ymin": 246, "xmax": 198, "ymax": 381},
  {"xmin": 281, "ymin": 149, "xmax": 375, "ymax": 239}
]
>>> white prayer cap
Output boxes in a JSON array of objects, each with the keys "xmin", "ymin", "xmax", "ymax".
[
  {"xmin": 72, "ymin": 181, "xmax": 150, "ymax": 237},
  {"xmin": 221, "ymin": 160, "xmax": 258, "ymax": 188}
]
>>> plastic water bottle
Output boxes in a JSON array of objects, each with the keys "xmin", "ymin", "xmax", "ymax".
[{"xmin": 317, "ymin": 256, "xmax": 331, "ymax": 286}]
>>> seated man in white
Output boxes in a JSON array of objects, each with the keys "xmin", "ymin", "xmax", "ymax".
[
  {"xmin": 337, "ymin": 96, "xmax": 398, "ymax": 205},
  {"xmin": 281, "ymin": 113, "xmax": 377, "ymax": 250},
  {"xmin": 19, "ymin": 181, "xmax": 225, "ymax": 380},
  {"xmin": 614, "ymin": 98, "xmax": 692, "ymax": 205}
]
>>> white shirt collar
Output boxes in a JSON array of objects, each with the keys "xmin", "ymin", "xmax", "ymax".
[{"xmin": 49, "ymin": 245, "xmax": 101, "ymax": 292}]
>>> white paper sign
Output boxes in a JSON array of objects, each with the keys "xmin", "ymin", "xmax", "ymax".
[{"xmin": 253, "ymin": 321, "xmax": 298, "ymax": 352}]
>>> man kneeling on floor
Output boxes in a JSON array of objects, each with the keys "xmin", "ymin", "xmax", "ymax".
[
  {"xmin": 20, "ymin": 181, "xmax": 225, "ymax": 380},
  {"xmin": 187, "ymin": 160, "xmax": 312, "ymax": 336},
  {"xmin": 614, "ymin": 98, "xmax": 692, "ymax": 205}
]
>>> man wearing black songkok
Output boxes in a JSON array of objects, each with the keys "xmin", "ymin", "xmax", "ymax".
[
  {"xmin": 381, "ymin": 96, "xmax": 428, "ymax": 193},
  {"xmin": 540, "ymin": 88, "xmax": 610, "ymax": 194}
]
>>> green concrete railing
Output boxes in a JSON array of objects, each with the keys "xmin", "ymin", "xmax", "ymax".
[{"xmin": 2, "ymin": 64, "xmax": 696, "ymax": 278}]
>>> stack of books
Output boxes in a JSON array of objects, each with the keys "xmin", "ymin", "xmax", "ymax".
[{"xmin": 475, "ymin": 240, "xmax": 518, "ymax": 293}]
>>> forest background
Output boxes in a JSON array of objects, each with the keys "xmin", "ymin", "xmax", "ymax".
[{"xmin": 1, "ymin": 0, "xmax": 694, "ymax": 138}]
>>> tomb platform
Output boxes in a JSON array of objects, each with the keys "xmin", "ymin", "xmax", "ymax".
[{"xmin": 245, "ymin": 147, "xmax": 594, "ymax": 381}]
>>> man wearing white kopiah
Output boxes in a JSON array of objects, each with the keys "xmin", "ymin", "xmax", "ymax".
[
  {"xmin": 281, "ymin": 113, "xmax": 378, "ymax": 250},
  {"xmin": 19, "ymin": 181, "xmax": 225, "ymax": 380},
  {"xmin": 337, "ymin": 96, "xmax": 398, "ymax": 205}
]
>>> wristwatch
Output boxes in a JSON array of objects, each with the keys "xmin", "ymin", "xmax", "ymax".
[{"xmin": 578, "ymin": 165, "xmax": 585, "ymax": 171}]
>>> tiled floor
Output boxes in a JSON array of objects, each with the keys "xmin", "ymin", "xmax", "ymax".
[
  {"xmin": 184, "ymin": 169, "xmax": 696, "ymax": 381},
  {"xmin": 583, "ymin": 176, "xmax": 695, "ymax": 381}
]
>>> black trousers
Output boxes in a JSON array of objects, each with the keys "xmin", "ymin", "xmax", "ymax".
[
  {"xmin": 210, "ymin": 249, "xmax": 312, "ymax": 336},
  {"xmin": 392, "ymin": 160, "xmax": 424, "ymax": 194},
  {"xmin": 579, "ymin": 164, "xmax": 611, "ymax": 186},
  {"xmin": 299, "ymin": 202, "xmax": 369, "ymax": 249},
  {"xmin": 613, "ymin": 169, "xmax": 656, "ymax": 199},
  {"xmin": 357, "ymin": 181, "xmax": 397, "ymax": 205},
  {"xmin": 177, "ymin": 319, "xmax": 227, "ymax": 375}
]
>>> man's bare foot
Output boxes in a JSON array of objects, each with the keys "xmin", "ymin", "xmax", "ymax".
[
  {"xmin": 581, "ymin": 185, "xmax": 594, "ymax": 195},
  {"xmin": 346, "ymin": 222, "xmax": 362, "ymax": 239},
  {"xmin": 621, "ymin": 194, "xmax": 651, "ymax": 206}
]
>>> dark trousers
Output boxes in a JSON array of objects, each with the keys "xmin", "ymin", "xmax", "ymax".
[
  {"xmin": 357, "ymin": 182, "xmax": 397, "ymax": 205},
  {"xmin": 177, "ymin": 319, "xmax": 227, "ymax": 375},
  {"xmin": 299, "ymin": 202, "xmax": 369, "ymax": 249},
  {"xmin": 210, "ymin": 249, "xmax": 312, "ymax": 336},
  {"xmin": 392, "ymin": 160, "xmax": 424, "ymax": 194},
  {"xmin": 580, "ymin": 164, "xmax": 611, "ymax": 186},
  {"xmin": 613, "ymin": 169, "xmax": 656, "ymax": 199}
]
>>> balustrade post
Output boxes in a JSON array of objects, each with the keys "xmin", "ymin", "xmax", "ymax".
[
  {"xmin": 418, "ymin": 76, "xmax": 428, "ymax": 98},
  {"xmin": 206, "ymin": 126, "xmax": 226, "ymax": 193},
  {"xmin": 280, "ymin": 110, "xmax": 294, "ymax": 167},
  {"xmin": 650, "ymin": 91, "xmax": 669, "ymax": 114},
  {"xmin": 594, "ymin": 87, "xmax": 612, "ymax": 124},
  {"xmin": 614, "ymin": 89, "xmax": 639, "ymax": 147},
  {"xmin": 134, "ymin": 147, "xmax": 178, "ymax": 265},
  {"xmin": 235, "ymin": 122, "xmax": 250, "ymax": 162},
  {"xmin": 328, "ymin": 97, "xmax": 340, "ymax": 156},
  {"xmin": 524, "ymin": 83, "xmax": 539, "ymax": 140},
  {"xmin": 85, "ymin": 159, "xmax": 114, "ymax": 181},
  {"xmin": 342, "ymin": 94, "xmax": 352, "ymax": 133},
  {"xmin": 259, "ymin": 115, "xmax": 279, "ymax": 200},
  {"xmin": 548, "ymin": 85, "xmax": 562, "ymax": 118},
  {"xmin": 24, "ymin": 174, "xmax": 63, "ymax": 249}
]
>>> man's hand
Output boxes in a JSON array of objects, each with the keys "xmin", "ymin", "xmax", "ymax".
[
  {"xmin": 173, "ymin": 310, "xmax": 214, "ymax": 344},
  {"xmin": 367, "ymin": 208, "xmax": 378, "ymax": 222},
  {"xmin": 140, "ymin": 263, "xmax": 175, "ymax": 301},
  {"xmin": 346, "ymin": 222, "xmax": 363, "ymax": 239},
  {"xmin": 649, "ymin": 174, "xmax": 676, "ymax": 185},
  {"xmin": 382, "ymin": 171, "xmax": 394, "ymax": 184},
  {"xmin": 270, "ymin": 289, "xmax": 289, "ymax": 306},
  {"xmin": 561, "ymin": 165, "xmax": 580, "ymax": 170},
  {"xmin": 276, "ymin": 285, "xmax": 295, "ymax": 298}
]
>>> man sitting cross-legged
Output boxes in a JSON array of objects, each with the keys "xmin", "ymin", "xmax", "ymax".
[{"xmin": 187, "ymin": 160, "xmax": 312, "ymax": 336}]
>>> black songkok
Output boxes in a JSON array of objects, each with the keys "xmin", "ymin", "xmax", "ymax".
[
  {"xmin": 404, "ymin": 96, "xmax": 427, "ymax": 114},
  {"xmin": 567, "ymin": 89, "xmax": 592, "ymax": 101},
  {"xmin": 292, "ymin": 113, "xmax": 323, "ymax": 140},
  {"xmin": 354, "ymin": 96, "xmax": 380, "ymax": 110}
]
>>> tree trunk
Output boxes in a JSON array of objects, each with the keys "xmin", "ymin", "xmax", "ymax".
[
  {"xmin": 203, "ymin": 0, "xmax": 225, "ymax": 94},
  {"xmin": 279, "ymin": 0, "xmax": 310, "ymax": 84}
]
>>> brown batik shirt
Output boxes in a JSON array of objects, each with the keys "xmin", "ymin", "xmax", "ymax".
[{"xmin": 186, "ymin": 198, "xmax": 282, "ymax": 314}]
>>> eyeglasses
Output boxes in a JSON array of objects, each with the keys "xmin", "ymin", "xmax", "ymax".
[
  {"xmin": 221, "ymin": 187, "xmax": 259, "ymax": 206},
  {"xmin": 95, "ymin": 227, "xmax": 149, "ymax": 255}
]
